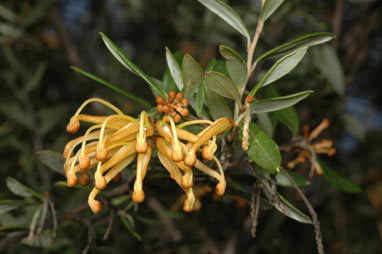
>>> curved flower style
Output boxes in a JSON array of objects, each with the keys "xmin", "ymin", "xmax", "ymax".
[{"xmin": 63, "ymin": 93, "xmax": 235, "ymax": 214}]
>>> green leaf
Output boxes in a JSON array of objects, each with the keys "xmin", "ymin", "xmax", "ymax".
[
  {"xmin": 162, "ymin": 67, "xmax": 179, "ymax": 92},
  {"xmin": 195, "ymin": 84, "xmax": 205, "ymax": 118},
  {"xmin": 265, "ymin": 86, "xmax": 300, "ymax": 135},
  {"xmin": 100, "ymin": 32, "xmax": 167, "ymax": 98},
  {"xmin": 261, "ymin": 47, "xmax": 307, "ymax": 88},
  {"xmin": 276, "ymin": 193, "xmax": 312, "ymax": 224},
  {"xmin": 119, "ymin": 212, "xmax": 142, "ymax": 241},
  {"xmin": 198, "ymin": 0, "xmax": 250, "ymax": 40},
  {"xmin": 318, "ymin": 159, "xmax": 361, "ymax": 193},
  {"xmin": 255, "ymin": 168, "xmax": 312, "ymax": 223},
  {"xmin": 111, "ymin": 195, "xmax": 131, "ymax": 206},
  {"xmin": 206, "ymin": 57, "xmax": 216, "ymax": 71},
  {"xmin": 312, "ymin": 45, "xmax": 345, "ymax": 96},
  {"xmin": 276, "ymin": 168, "xmax": 310, "ymax": 187},
  {"xmin": 204, "ymin": 85, "xmax": 232, "ymax": 120},
  {"xmin": 0, "ymin": 204, "xmax": 20, "ymax": 215},
  {"xmin": 219, "ymin": 45, "xmax": 245, "ymax": 61},
  {"xmin": 240, "ymin": 122, "xmax": 281, "ymax": 172},
  {"xmin": 256, "ymin": 32, "xmax": 334, "ymax": 62},
  {"xmin": 0, "ymin": 199, "xmax": 36, "ymax": 205},
  {"xmin": 182, "ymin": 54, "xmax": 204, "ymax": 99},
  {"xmin": 273, "ymin": 107, "xmax": 299, "ymax": 135},
  {"xmin": 23, "ymin": 62, "xmax": 46, "ymax": 95},
  {"xmin": 6, "ymin": 177, "xmax": 44, "ymax": 201},
  {"xmin": 250, "ymin": 47, "xmax": 308, "ymax": 96},
  {"xmin": 55, "ymin": 181, "xmax": 91, "ymax": 190},
  {"xmin": 219, "ymin": 45, "xmax": 247, "ymax": 90},
  {"xmin": 252, "ymin": 166, "xmax": 309, "ymax": 187},
  {"xmin": 165, "ymin": 47, "xmax": 184, "ymax": 91},
  {"xmin": 36, "ymin": 150, "xmax": 65, "ymax": 176},
  {"xmin": 37, "ymin": 105, "xmax": 69, "ymax": 136},
  {"xmin": 205, "ymin": 71, "xmax": 241, "ymax": 104},
  {"xmin": 256, "ymin": 112, "xmax": 274, "ymax": 137},
  {"xmin": 28, "ymin": 204, "xmax": 43, "ymax": 244},
  {"xmin": 0, "ymin": 101, "xmax": 34, "ymax": 129},
  {"xmin": 250, "ymin": 90, "xmax": 312, "ymax": 114},
  {"xmin": 71, "ymin": 66, "xmax": 151, "ymax": 108},
  {"xmin": 259, "ymin": 0, "xmax": 285, "ymax": 22}
]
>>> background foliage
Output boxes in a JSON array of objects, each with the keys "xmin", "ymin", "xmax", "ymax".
[{"xmin": 0, "ymin": 0, "xmax": 381, "ymax": 253}]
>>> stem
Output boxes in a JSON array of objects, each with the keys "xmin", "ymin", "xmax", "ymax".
[
  {"xmin": 234, "ymin": 12, "xmax": 264, "ymax": 121},
  {"xmin": 279, "ymin": 167, "xmax": 324, "ymax": 254}
]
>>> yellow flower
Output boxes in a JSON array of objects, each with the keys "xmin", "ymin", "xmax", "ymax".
[{"xmin": 63, "ymin": 92, "xmax": 235, "ymax": 214}]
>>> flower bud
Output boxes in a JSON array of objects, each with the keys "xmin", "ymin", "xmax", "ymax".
[
  {"xmin": 89, "ymin": 199, "xmax": 102, "ymax": 214},
  {"xmin": 79, "ymin": 173, "xmax": 90, "ymax": 186},
  {"xmin": 79, "ymin": 153, "xmax": 90, "ymax": 170},
  {"xmin": 96, "ymin": 144, "xmax": 108, "ymax": 161},
  {"xmin": 67, "ymin": 172, "xmax": 78, "ymax": 187},
  {"xmin": 66, "ymin": 117, "xmax": 80, "ymax": 133},
  {"xmin": 156, "ymin": 96, "xmax": 165, "ymax": 104},
  {"xmin": 215, "ymin": 181, "xmax": 226, "ymax": 196},
  {"xmin": 132, "ymin": 190, "xmax": 145, "ymax": 203}
]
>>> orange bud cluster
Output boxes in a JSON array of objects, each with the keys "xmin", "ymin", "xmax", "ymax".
[{"xmin": 156, "ymin": 91, "xmax": 189, "ymax": 123}]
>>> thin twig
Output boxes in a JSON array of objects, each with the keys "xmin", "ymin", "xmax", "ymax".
[
  {"xmin": 48, "ymin": 201, "xmax": 57, "ymax": 241},
  {"xmin": 102, "ymin": 209, "xmax": 115, "ymax": 241},
  {"xmin": 279, "ymin": 167, "xmax": 324, "ymax": 254},
  {"xmin": 82, "ymin": 219, "xmax": 94, "ymax": 254},
  {"xmin": 250, "ymin": 182, "xmax": 260, "ymax": 238}
]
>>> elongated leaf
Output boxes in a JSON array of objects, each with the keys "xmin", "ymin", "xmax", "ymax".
[
  {"xmin": 162, "ymin": 67, "xmax": 179, "ymax": 92},
  {"xmin": 111, "ymin": 195, "xmax": 131, "ymax": 206},
  {"xmin": 165, "ymin": 47, "xmax": 184, "ymax": 91},
  {"xmin": 252, "ymin": 166, "xmax": 309, "ymax": 187},
  {"xmin": 205, "ymin": 71, "xmax": 241, "ymax": 104},
  {"xmin": 119, "ymin": 212, "xmax": 142, "ymax": 241},
  {"xmin": 219, "ymin": 45, "xmax": 245, "ymax": 61},
  {"xmin": 206, "ymin": 57, "xmax": 216, "ymax": 71},
  {"xmin": 219, "ymin": 45, "xmax": 247, "ymax": 90},
  {"xmin": 257, "ymin": 112, "xmax": 274, "ymax": 137},
  {"xmin": 37, "ymin": 150, "xmax": 65, "ymax": 176},
  {"xmin": 259, "ymin": 0, "xmax": 285, "ymax": 22},
  {"xmin": 250, "ymin": 90, "xmax": 312, "ymax": 114},
  {"xmin": 23, "ymin": 62, "xmax": 46, "ymax": 95},
  {"xmin": 256, "ymin": 32, "xmax": 334, "ymax": 62},
  {"xmin": 0, "ymin": 204, "xmax": 20, "ymax": 215},
  {"xmin": 204, "ymin": 85, "xmax": 232, "ymax": 120},
  {"xmin": 312, "ymin": 45, "xmax": 345, "ymax": 96},
  {"xmin": 261, "ymin": 47, "xmax": 307, "ymax": 88},
  {"xmin": 71, "ymin": 66, "xmax": 151, "ymax": 108},
  {"xmin": 276, "ymin": 193, "xmax": 312, "ymax": 224},
  {"xmin": 28, "ymin": 204, "xmax": 43, "ymax": 244},
  {"xmin": 265, "ymin": 86, "xmax": 300, "ymax": 135},
  {"xmin": 273, "ymin": 107, "xmax": 299, "ymax": 135},
  {"xmin": 100, "ymin": 33, "xmax": 167, "ymax": 98},
  {"xmin": 0, "ymin": 101, "xmax": 34, "ymax": 129},
  {"xmin": 255, "ymin": 168, "xmax": 312, "ymax": 223},
  {"xmin": 198, "ymin": 0, "xmax": 250, "ymax": 40},
  {"xmin": 276, "ymin": 169, "xmax": 310, "ymax": 187},
  {"xmin": 6, "ymin": 177, "xmax": 32, "ymax": 198},
  {"xmin": 182, "ymin": 54, "xmax": 204, "ymax": 99},
  {"xmin": 0, "ymin": 199, "xmax": 36, "ymax": 205},
  {"xmin": 240, "ymin": 122, "xmax": 281, "ymax": 172},
  {"xmin": 318, "ymin": 159, "xmax": 361, "ymax": 193},
  {"xmin": 195, "ymin": 84, "xmax": 205, "ymax": 118}
]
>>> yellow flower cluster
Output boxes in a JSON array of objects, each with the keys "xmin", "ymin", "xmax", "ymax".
[{"xmin": 63, "ymin": 94, "xmax": 235, "ymax": 214}]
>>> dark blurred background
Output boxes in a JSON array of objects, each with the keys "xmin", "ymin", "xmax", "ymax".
[{"xmin": 0, "ymin": 0, "xmax": 381, "ymax": 253}]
